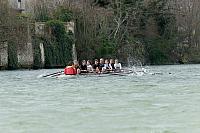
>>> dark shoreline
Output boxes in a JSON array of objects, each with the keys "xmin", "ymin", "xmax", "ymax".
[{"xmin": 1, "ymin": 63, "xmax": 200, "ymax": 71}]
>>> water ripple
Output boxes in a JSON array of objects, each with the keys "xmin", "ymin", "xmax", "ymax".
[{"xmin": 0, "ymin": 65, "xmax": 200, "ymax": 133}]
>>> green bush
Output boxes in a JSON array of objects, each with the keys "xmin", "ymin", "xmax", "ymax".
[
  {"xmin": 96, "ymin": 35, "xmax": 116, "ymax": 58},
  {"xmin": 7, "ymin": 41, "xmax": 18, "ymax": 70},
  {"xmin": 44, "ymin": 20, "xmax": 73, "ymax": 68},
  {"xmin": 54, "ymin": 6, "xmax": 73, "ymax": 22},
  {"xmin": 32, "ymin": 36, "xmax": 43, "ymax": 69},
  {"xmin": 145, "ymin": 37, "xmax": 175, "ymax": 65}
]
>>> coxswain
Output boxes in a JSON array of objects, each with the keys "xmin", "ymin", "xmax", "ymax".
[{"xmin": 64, "ymin": 61, "xmax": 77, "ymax": 75}]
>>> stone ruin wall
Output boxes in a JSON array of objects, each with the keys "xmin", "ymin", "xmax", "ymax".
[
  {"xmin": 0, "ymin": 21, "xmax": 75, "ymax": 70},
  {"xmin": 17, "ymin": 42, "xmax": 34, "ymax": 68},
  {"xmin": 0, "ymin": 1, "xmax": 75, "ymax": 70}
]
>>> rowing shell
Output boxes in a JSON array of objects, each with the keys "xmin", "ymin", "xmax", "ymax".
[{"xmin": 55, "ymin": 71, "xmax": 133, "ymax": 79}]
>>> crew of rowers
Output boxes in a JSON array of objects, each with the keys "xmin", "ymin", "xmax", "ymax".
[{"xmin": 64, "ymin": 58, "xmax": 122, "ymax": 75}]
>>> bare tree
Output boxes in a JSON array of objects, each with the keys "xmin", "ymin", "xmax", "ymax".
[{"xmin": 172, "ymin": 0, "xmax": 200, "ymax": 62}]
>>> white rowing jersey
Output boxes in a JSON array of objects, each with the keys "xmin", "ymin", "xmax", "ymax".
[
  {"xmin": 114, "ymin": 63, "xmax": 122, "ymax": 69},
  {"xmin": 87, "ymin": 65, "xmax": 93, "ymax": 72}
]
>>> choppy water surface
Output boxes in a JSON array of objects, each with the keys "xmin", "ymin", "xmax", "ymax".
[{"xmin": 0, "ymin": 65, "xmax": 200, "ymax": 133}]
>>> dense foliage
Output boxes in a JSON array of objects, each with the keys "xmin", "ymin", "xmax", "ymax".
[
  {"xmin": 7, "ymin": 41, "xmax": 18, "ymax": 70},
  {"xmin": 44, "ymin": 20, "xmax": 73, "ymax": 68},
  {"xmin": 33, "ymin": 6, "xmax": 74, "ymax": 68},
  {"xmin": 72, "ymin": 0, "xmax": 199, "ymax": 65},
  {"xmin": 74, "ymin": 0, "xmax": 178, "ymax": 64},
  {"xmin": 32, "ymin": 36, "xmax": 43, "ymax": 69}
]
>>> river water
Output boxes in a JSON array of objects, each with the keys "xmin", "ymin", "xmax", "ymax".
[{"xmin": 0, "ymin": 65, "xmax": 200, "ymax": 133}]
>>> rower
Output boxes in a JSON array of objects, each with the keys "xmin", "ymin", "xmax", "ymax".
[
  {"xmin": 99, "ymin": 58, "xmax": 105, "ymax": 72},
  {"xmin": 87, "ymin": 60, "xmax": 93, "ymax": 72},
  {"xmin": 103, "ymin": 59, "xmax": 111, "ymax": 72},
  {"xmin": 109, "ymin": 59, "xmax": 115, "ymax": 71},
  {"xmin": 74, "ymin": 60, "xmax": 81, "ymax": 74},
  {"xmin": 80, "ymin": 60, "xmax": 88, "ymax": 73},
  {"xmin": 64, "ymin": 61, "xmax": 77, "ymax": 75},
  {"xmin": 92, "ymin": 59, "xmax": 100, "ymax": 73},
  {"xmin": 114, "ymin": 59, "xmax": 122, "ymax": 72}
]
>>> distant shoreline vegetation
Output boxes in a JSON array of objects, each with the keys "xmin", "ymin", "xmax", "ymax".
[{"xmin": 1, "ymin": 0, "xmax": 200, "ymax": 70}]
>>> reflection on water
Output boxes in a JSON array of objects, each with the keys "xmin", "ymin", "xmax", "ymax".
[{"xmin": 0, "ymin": 65, "xmax": 200, "ymax": 133}]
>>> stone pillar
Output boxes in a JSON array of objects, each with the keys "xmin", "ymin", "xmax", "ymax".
[
  {"xmin": 17, "ymin": 22, "xmax": 34, "ymax": 68},
  {"xmin": 39, "ymin": 43, "xmax": 45, "ymax": 67},
  {"xmin": 17, "ymin": 42, "xmax": 34, "ymax": 68}
]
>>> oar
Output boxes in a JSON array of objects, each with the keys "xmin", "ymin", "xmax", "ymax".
[
  {"xmin": 113, "ymin": 69, "xmax": 133, "ymax": 73},
  {"xmin": 110, "ymin": 70, "xmax": 134, "ymax": 76},
  {"xmin": 50, "ymin": 72, "xmax": 64, "ymax": 77},
  {"xmin": 43, "ymin": 71, "xmax": 64, "ymax": 78}
]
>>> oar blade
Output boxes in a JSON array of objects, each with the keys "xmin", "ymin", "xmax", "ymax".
[{"xmin": 42, "ymin": 71, "xmax": 64, "ymax": 78}]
